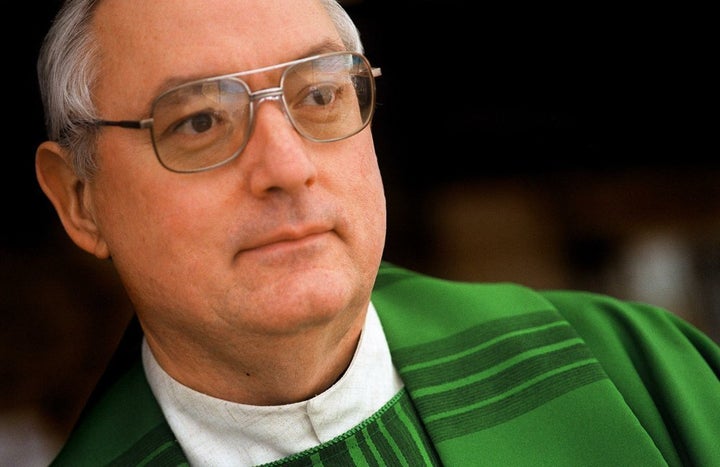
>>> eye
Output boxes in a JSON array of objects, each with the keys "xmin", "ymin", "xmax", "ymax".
[
  {"xmin": 172, "ymin": 110, "xmax": 223, "ymax": 135},
  {"xmin": 305, "ymin": 85, "xmax": 338, "ymax": 106}
]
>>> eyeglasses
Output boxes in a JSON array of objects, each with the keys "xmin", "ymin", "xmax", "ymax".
[{"xmin": 95, "ymin": 52, "xmax": 381, "ymax": 173}]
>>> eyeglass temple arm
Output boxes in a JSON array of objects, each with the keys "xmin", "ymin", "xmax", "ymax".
[{"xmin": 95, "ymin": 118, "xmax": 153, "ymax": 129}]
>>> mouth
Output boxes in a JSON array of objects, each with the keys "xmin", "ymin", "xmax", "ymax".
[
  {"xmin": 238, "ymin": 225, "xmax": 334, "ymax": 260},
  {"xmin": 255, "ymin": 231, "xmax": 327, "ymax": 253}
]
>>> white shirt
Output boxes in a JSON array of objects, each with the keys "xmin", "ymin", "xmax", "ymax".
[{"xmin": 142, "ymin": 302, "xmax": 403, "ymax": 466}]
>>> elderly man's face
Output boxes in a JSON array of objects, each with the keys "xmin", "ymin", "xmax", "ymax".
[{"xmin": 84, "ymin": 0, "xmax": 386, "ymax": 342}]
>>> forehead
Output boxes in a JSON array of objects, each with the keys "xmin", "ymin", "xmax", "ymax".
[{"xmin": 92, "ymin": 0, "xmax": 343, "ymax": 114}]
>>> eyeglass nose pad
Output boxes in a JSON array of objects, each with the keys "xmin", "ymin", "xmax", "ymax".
[
  {"xmin": 250, "ymin": 88, "xmax": 283, "ymax": 107},
  {"xmin": 250, "ymin": 89, "xmax": 296, "ymax": 132}
]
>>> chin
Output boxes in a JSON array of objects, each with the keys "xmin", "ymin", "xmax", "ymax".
[{"xmin": 237, "ymin": 265, "xmax": 368, "ymax": 336}]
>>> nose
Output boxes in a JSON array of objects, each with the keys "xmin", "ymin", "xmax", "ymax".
[{"xmin": 244, "ymin": 96, "xmax": 318, "ymax": 197}]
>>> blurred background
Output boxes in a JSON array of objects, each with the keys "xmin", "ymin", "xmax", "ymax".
[{"xmin": 3, "ymin": 1, "xmax": 717, "ymax": 465}]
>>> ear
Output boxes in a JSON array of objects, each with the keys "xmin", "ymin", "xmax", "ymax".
[{"xmin": 35, "ymin": 141, "xmax": 110, "ymax": 259}]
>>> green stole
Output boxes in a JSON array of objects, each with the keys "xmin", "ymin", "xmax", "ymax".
[{"xmin": 51, "ymin": 262, "xmax": 720, "ymax": 466}]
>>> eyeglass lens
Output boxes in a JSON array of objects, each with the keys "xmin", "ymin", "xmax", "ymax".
[{"xmin": 149, "ymin": 52, "xmax": 376, "ymax": 172}]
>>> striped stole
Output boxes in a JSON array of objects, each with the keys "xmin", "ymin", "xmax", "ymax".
[{"xmin": 263, "ymin": 389, "xmax": 440, "ymax": 466}]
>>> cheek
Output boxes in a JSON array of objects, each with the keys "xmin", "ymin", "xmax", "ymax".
[
  {"xmin": 93, "ymin": 138, "xmax": 219, "ymax": 244},
  {"xmin": 91, "ymin": 160, "xmax": 224, "ymax": 271},
  {"xmin": 352, "ymin": 137, "xmax": 385, "ymax": 213},
  {"xmin": 338, "ymin": 138, "xmax": 387, "ymax": 246},
  {"xmin": 92, "ymin": 179, "xmax": 229, "ymax": 312}
]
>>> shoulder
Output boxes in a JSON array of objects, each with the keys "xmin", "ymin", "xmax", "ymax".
[
  {"xmin": 51, "ymin": 345, "xmax": 184, "ymax": 465},
  {"xmin": 51, "ymin": 362, "xmax": 168, "ymax": 465},
  {"xmin": 539, "ymin": 287, "xmax": 720, "ymax": 367},
  {"xmin": 374, "ymin": 261, "xmax": 720, "ymax": 362},
  {"xmin": 539, "ymin": 287, "xmax": 720, "ymax": 399}
]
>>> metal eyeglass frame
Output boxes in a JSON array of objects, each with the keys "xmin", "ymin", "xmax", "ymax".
[{"xmin": 92, "ymin": 51, "xmax": 382, "ymax": 173}]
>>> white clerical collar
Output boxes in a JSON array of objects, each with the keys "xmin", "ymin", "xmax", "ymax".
[{"xmin": 142, "ymin": 302, "xmax": 403, "ymax": 466}]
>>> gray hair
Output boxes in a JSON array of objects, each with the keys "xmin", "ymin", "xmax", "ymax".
[{"xmin": 37, "ymin": 0, "xmax": 364, "ymax": 180}]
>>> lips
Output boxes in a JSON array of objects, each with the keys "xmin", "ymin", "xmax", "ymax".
[{"xmin": 238, "ymin": 223, "xmax": 333, "ymax": 256}]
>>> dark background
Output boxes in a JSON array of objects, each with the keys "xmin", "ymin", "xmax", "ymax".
[{"xmin": 2, "ymin": 1, "xmax": 717, "ymax": 465}]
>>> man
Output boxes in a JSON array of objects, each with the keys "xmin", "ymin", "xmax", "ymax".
[{"xmin": 35, "ymin": 0, "xmax": 719, "ymax": 465}]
